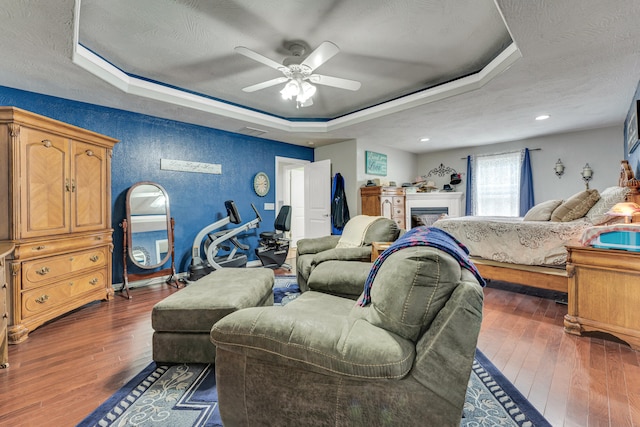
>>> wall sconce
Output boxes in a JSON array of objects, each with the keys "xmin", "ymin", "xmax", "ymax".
[
  {"xmin": 554, "ymin": 159, "xmax": 565, "ymax": 178},
  {"xmin": 581, "ymin": 163, "xmax": 593, "ymax": 189},
  {"xmin": 606, "ymin": 202, "xmax": 640, "ymax": 223}
]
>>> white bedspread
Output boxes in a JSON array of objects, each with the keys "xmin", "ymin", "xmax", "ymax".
[{"xmin": 433, "ymin": 216, "xmax": 593, "ymax": 266}]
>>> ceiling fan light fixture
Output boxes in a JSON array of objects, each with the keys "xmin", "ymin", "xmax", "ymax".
[
  {"xmin": 280, "ymin": 80, "xmax": 300, "ymax": 100},
  {"xmin": 297, "ymin": 81, "xmax": 316, "ymax": 103}
]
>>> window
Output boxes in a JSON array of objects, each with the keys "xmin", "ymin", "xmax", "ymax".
[{"xmin": 471, "ymin": 151, "xmax": 522, "ymax": 216}]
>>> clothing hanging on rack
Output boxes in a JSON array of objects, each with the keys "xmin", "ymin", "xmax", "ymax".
[{"xmin": 331, "ymin": 172, "xmax": 350, "ymax": 235}]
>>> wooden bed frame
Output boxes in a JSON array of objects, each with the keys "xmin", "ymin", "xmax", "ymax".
[{"xmin": 469, "ymin": 160, "xmax": 640, "ymax": 294}]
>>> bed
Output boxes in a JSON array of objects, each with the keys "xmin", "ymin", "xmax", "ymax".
[
  {"xmin": 433, "ymin": 216, "xmax": 592, "ymax": 292},
  {"xmin": 432, "ymin": 177, "xmax": 638, "ymax": 293}
]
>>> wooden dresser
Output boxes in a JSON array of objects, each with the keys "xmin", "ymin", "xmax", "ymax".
[
  {"xmin": 0, "ymin": 107, "xmax": 118, "ymax": 343},
  {"xmin": 0, "ymin": 243, "xmax": 13, "ymax": 367},
  {"xmin": 360, "ymin": 186, "xmax": 406, "ymax": 229},
  {"xmin": 564, "ymin": 245, "xmax": 640, "ymax": 350}
]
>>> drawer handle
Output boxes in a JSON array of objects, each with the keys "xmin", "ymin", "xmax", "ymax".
[
  {"xmin": 90, "ymin": 255, "xmax": 100, "ymax": 262},
  {"xmin": 36, "ymin": 267, "xmax": 50, "ymax": 276},
  {"xmin": 89, "ymin": 278, "xmax": 99, "ymax": 285},
  {"xmin": 32, "ymin": 245, "xmax": 46, "ymax": 251},
  {"xmin": 35, "ymin": 294, "xmax": 49, "ymax": 304},
  {"xmin": 42, "ymin": 139, "xmax": 52, "ymax": 148}
]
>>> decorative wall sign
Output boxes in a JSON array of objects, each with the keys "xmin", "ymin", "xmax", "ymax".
[
  {"xmin": 365, "ymin": 151, "xmax": 387, "ymax": 176},
  {"xmin": 627, "ymin": 100, "xmax": 639, "ymax": 155},
  {"xmin": 160, "ymin": 158, "xmax": 222, "ymax": 174}
]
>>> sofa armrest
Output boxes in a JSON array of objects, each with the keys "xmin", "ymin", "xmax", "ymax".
[
  {"xmin": 210, "ymin": 292, "xmax": 415, "ymax": 379},
  {"xmin": 311, "ymin": 246, "xmax": 373, "ymax": 265},
  {"xmin": 296, "ymin": 235, "xmax": 341, "ymax": 255}
]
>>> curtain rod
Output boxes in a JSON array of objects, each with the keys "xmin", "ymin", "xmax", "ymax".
[{"xmin": 460, "ymin": 147, "xmax": 541, "ymax": 160}]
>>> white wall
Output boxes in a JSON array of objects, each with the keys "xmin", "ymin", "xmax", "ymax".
[
  {"xmin": 315, "ymin": 140, "xmax": 358, "ymax": 216},
  {"xmin": 316, "ymin": 139, "xmax": 418, "ymax": 215},
  {"xmin": 416, "ymin": 126, "xmax": 624, "ymax": 211}
]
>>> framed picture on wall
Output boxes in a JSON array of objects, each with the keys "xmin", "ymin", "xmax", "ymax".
[
  {"xmin": 365, "ymin": 151, "xmax": 387, "ymax": 176},
  {"xmin": 627, "ymin": 99, "xmax": 639, "ymax": 155}
]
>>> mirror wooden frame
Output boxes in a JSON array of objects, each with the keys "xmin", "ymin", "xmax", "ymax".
[{"xmin": 120, "ymin": 181, "xmax": 183, "ymax": 298}]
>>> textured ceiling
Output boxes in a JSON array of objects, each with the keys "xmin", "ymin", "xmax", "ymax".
[
  {"xmin": 0, "ymin": 0, "xmax": 639, "ymax": 153},
  {"xmin": 78, "ymin": 0, "xmax": 511, "ymax": 119}
]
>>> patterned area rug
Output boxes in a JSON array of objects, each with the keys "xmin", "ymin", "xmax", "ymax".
[
  {"xmin": 78, "ymin": 277, "xmax": 550, "ymax": 426},
  {"xmin": 78, "ymin": 349, "xmax": 550, "ymax": 427}
]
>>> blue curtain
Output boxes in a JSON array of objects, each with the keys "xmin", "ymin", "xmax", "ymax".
[
  {"xmin": 519, "ymin": 148, "xmax": 535, "ymax": 216},
  {"xmin": 465, "ymin": 155, "xmax": 473, "ymax": 215}
]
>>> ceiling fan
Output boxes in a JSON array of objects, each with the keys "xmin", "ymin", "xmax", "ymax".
[{"xmin": 234, "ymin": 40, "xmax": 361, "ymax": 108}]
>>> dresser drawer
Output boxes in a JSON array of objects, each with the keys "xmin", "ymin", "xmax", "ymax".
[
  {"xmin": 16, "ymin": 233, "xmax": 111, "ymax": 259},
  {"xmin": 22, "ymin": 247, "xmax": 108, "ymax": 289},
  {"xmin": 21, "ymin": 268, "xmax": 107, "ymax": 318}
]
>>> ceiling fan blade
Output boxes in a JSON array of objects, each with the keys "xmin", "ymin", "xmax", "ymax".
[
  {"xmin": 300, "ymin": 41, "xmax": 340, "ymax": 72},
  {"xmin": 234, "ymin": 46, "xmax": 286, "ymax": 71},
  {"xmin": 309, "ymin": 74, "xmax": 361, "ymax": 91},
  {"xmin": 242, "ymin": 77, "xmax": 289, "ymax": 92}
]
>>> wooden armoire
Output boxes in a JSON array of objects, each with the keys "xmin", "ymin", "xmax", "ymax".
[{"xmin": 0, "ymin": 107, "xmax": 118, "ymax": 343}]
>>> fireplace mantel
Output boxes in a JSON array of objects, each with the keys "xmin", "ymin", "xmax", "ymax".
[{"xmin": 405, "ymin": 192, "xmax": 464, "ymax": 228}]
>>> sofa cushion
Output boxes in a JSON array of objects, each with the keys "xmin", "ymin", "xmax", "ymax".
[
  {"xmin": 306, "ymin": 259, "xmax": 372, "ymax": 298},
  {"xmin": 210, "ymin": 291, "xmax": 415, "ymax": 379},
  {"xmin": 352, "ymin": 246, "xmax": 466, "ymax": 342},
  {"xmin": 550, "ymin": 189, "xmax": 600, "ymax": 222},
  {"xmin": 523, "ymin": 199, "xmax": 563, "ymax": 221}
]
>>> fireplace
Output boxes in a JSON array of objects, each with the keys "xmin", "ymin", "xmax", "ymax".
[
  {"xmin": 404, "ymin": 192, "xmax": 464, "ymax": 228},
  {"xmin": 411, "ymin": 207, "xmax": 449, "ymax": 228}
]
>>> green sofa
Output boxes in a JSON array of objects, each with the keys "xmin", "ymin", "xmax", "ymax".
[
  {"xmin": 296, "ymin": 216, "xmax": 401, "ymax": 299},
  {"xmin": 211, "ymin": 244, "xmax": 484, "ymax": 426}
]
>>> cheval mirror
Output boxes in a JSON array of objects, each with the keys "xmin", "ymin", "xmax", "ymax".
[{"xmin": 120, "ymin": 182, "xmax": 182, "ymax": 298}]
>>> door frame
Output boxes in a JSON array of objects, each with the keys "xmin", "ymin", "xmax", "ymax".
[{"xmin": 275, "ymin": 156, "xmax": 310, "ymax": 246}]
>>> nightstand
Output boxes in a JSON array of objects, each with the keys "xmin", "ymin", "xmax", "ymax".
[{"xmin": 564, "ymin": 245, "xmax": 640, "ymax": 350}]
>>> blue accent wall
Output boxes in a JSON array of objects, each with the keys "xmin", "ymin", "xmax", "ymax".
[{"xmin": 0, "ymin": 85, "xmax": 314, "ymax": 283}]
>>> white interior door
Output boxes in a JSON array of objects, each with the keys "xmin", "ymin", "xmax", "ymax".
[
  {"xmin": 304, "ymin": 159, "xmax": 331, "ymax": 239},
  {"xmin": 289, "ymin": 167, "xmax": 305, "ymax": 246}
]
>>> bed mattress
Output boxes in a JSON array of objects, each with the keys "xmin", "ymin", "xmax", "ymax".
[{"xmin": 433, "ymin": 216, "xmax": 593, "ymax": 266}]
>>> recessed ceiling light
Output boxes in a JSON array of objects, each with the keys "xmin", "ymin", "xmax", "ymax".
[
  {"xmin": 535, "ymin": 114, "xmax": 550, "ymax": 121},
  {"xmin": 419, "ymin": 137, "xmax": 430, "ymax": 142},
  {"xmin": 307, "ymin": 141, "xmax": 315, "ymax": 146}
]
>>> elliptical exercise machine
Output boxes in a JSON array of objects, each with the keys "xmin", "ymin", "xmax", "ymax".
[{"xmin": 188, "ymin": 200, "xmax": 262, "ymax": 281}]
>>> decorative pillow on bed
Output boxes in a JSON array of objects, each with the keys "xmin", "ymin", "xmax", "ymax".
[
  {"xmin": 550, "ymin": 189, "xmax": 600, "ymax": 222},
  {"xmin": 585, "ymin": 186, "xmax": 631, "ymax": 225},
  {"xmin": 523, "ymin": 199, "xmax": 563, "ymax": 221}
]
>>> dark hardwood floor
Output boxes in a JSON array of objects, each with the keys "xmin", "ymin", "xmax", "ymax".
[{"xmin": 1, "ymin": 266, "xmax": 639, "ymax": 426}]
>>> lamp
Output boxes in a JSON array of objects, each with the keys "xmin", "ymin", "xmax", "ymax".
[
  {"xmin": 581, "ymin": 163, "xmax": 593, "ymax": 188},
  {"xmin": 554, "ymin": 159, "xmax": 565, "ymax": 178},
  {"xmin": 606, "ymin": 202, "xmax": 640, "ymax": 223},
  {"xmin": 280, "ymin": 78, "xmax": 316, "ymax": 108}
]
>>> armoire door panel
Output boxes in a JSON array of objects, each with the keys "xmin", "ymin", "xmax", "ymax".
[
  {"xmin": 72, "ymin": 142, "xmax": 107, "ymax": 231},
  {"xmin": 20, "ymin": 128, "xmax": 70, "ymax": 239}
]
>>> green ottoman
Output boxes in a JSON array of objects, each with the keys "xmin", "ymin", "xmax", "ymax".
[{"xmin": 152, "ymin": 268, "xmax": 274, "ymax": 363}]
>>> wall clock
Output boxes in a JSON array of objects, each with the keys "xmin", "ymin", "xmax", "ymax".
[{"xmin": 253, "ymin": 172, "xmax": 270, "ymax": 197}]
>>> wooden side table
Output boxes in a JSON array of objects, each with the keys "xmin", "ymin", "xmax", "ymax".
[
  {"xmin": 564, "ymin": 245, "xmax": 640, "ymax": 350},
  {"xmin": 371, "ymin": 242, "xmax": 393, "ymax": 261}
]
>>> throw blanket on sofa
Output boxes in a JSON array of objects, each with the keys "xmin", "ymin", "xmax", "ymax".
[
  {"xmin": 335, "ymin": 215, "xmax": 385, "ymax": 248},
  {"xmin": 358, "ymin": 226, "xmax": 486, "ymax": 306}
]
